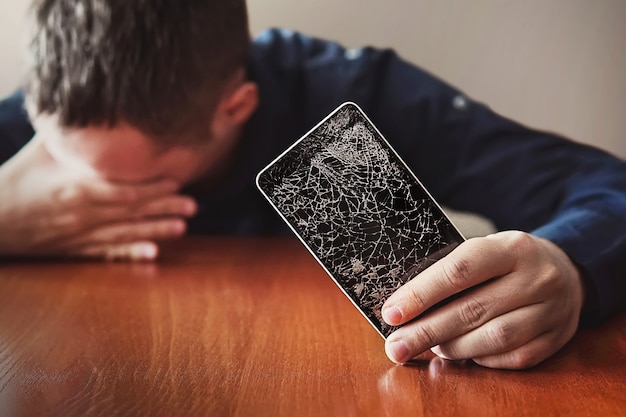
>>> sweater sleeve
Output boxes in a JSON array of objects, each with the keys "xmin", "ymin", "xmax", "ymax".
[
  {"xmin": 253, "ymin": 29, "xmax": 626, "ymax": 322},
  {"xmin": 0, "ymin": 91, "xmax": 35, "ymax": 164}
]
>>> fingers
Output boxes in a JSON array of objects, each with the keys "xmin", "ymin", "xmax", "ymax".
[
  {"xmin": 472, "ymin": 333, "xmax": 564, "ymax": 370},
  {"xmin": 59, "ymin": 218, "xmax": 187, "ymax": 261},
  {"xmin": 381, "ymin": 231, "xmax": 584, "ymax": 369},
  {"xmin": 94, "ymin": 194, "xmax": 197, "ymax": 223},
  {"xmin": 85, "ymin": 178, "xmax": 181, "ymax": 204},
  {"xmin": 76, "ymin": 241, "xmax": 160, "ymax": 261},
  {"xmin": 384, "ymin": 274, "xmax": 544, "ymax": 363},
  {"xmin": 429, "ymin": 304, "xmax": 553, "ymax": 361},
  {"xmin": 137, "ymin": 195, "xmax": 197, "ymax": 218},
  {"xmin": 382, "ymin": 235, "xmax": 517, "ymax": 326},
  {"xmin": 48, "ymin": 177, "xmax": 196, "ymax": 260},
  {"xmin": 64, "ymin": 217, "xmax": 187, "ymax": 249}
]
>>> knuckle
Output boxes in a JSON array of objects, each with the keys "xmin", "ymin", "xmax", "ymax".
[
  {"xmin": 458, "ymin": 298, "xmax": 488, "ymax": 328},
  {"xmin": 544, "ymin": 262, "xmax": 561, "ymax": 281},
  {"xmin": 442, "ymin": 257, "xmax": 473, "ymax": 288},
  {"xmin": 528, "ymin": 260, "xmax": 562, "ymax": 297},
  {"xmin": 505, "ymin": 231, "xmax": 535, "ymax": 255},
  {"xmin": 54, "ymin": 184, "xmax": 82, "ymax": 205},
  {"xmin": 405, "ymin": 286, "xmax": 428, "ymax": 313},
  {"xmin": 410, "ymin": 322, "xmax": 440, "ymax": 349},
  {"xmin": 507, "ymin": 349, "xmax": 542, "ymax": 370},
  {"xmin": 487, "ymin": 321, "xmax": 517, "ymax": 350},
  {"xmin": 534, "ymin": 268, "xmax": 560, "ymax": 295},
  {"xmin": 542, "ymin": 261, "xmax": 562, "ymax": 285}
]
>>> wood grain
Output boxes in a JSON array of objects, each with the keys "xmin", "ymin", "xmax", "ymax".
[{"xmin": 0, "ymin": 237, "xmax": 625, "ymax": 417}]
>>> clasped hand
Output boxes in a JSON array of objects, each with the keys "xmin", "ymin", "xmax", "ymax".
[
  {"xmin": 0, "ymin": 135, "xmax": 197, "ymax": 260},
  {"xmin": 382, "ymin": 231, "xmax": 585, "ymax": 369}
]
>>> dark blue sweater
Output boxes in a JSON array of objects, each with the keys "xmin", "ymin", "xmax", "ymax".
[{"xmin": 2, "ymin": 29, "xmax": 625, "ymax": 322}]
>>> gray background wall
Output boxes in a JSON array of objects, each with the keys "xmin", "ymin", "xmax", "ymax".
[{"xmin": 1, "ymin": 0, "xmax": 624, "ymax": 160}]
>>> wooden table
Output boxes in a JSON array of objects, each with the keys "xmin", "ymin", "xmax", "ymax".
[{"xmin": 0, "ymin": 237, "xmax": 625, "ymax": 417}]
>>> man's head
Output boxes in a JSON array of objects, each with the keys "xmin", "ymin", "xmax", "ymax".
[{"xmin": 25, "ymin": 0, "xmax": 259, "ymax": 184}]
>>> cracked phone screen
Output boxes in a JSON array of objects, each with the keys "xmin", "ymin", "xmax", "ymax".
[{"xmin": 257, "ymin": 103, "xmax": 464, "ymax": 337}]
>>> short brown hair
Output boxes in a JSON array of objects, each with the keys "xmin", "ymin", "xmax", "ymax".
[{"xmin": 25, "ymin": 0, "xmax": 250, "ymax": 141}]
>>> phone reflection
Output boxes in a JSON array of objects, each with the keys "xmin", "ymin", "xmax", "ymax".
[{"xmin": 377, "ymin": 356, "xmax": 474, "ymax": 417}]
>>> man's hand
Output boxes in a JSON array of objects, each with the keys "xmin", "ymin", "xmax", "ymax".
[
  {"xmin": 382, "ymin": 231, "xmax": 585, "ymax": 369},
  {"xmin": 0, "ymin": 135, "xmax": 197, "ymax": 261}
]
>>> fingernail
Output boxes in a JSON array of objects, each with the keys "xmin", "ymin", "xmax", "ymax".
[
  {"xmin": 382, "ymin": 306, "xmax": 403, "ymax": 325},
  {"xmin": 142, "ymin": 245, "xmax": 158, "ymax": 259},
  {"xmin": 132, "ymin": 244, "xmax": 158, "ymax": 260},
  {"xmin": 431, "ymin": 345, "xmax": 444, "ymax": 357},
  {"xmin": 387, "ymin": 339, "xmax": 410, "ymax": 363},
  {"xmin": 431, "ymin": 346, "xmax": 452, "ymax": 360},
  {"xmin": 184, "ymin": 200, "xmax": 198, "ymax": 216}
]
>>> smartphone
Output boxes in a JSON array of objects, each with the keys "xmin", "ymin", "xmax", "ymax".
[{"xmin": 256, "ymin": 102, "xmax": 465, "ymax": 338}]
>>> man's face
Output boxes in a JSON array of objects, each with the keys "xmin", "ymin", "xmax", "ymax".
[{"xmin": 36, "ymin": 116, "xmax": 236, "ymax": 186}]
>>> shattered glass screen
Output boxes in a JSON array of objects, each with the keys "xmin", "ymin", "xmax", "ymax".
[{"xmin": 257, "ymin": 103, "xmax": 464, "ymax": 337}]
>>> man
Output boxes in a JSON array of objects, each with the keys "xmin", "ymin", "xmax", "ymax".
[{"xmin": 1, "ymin": 0, "xmax": 625, "ymax": 370}]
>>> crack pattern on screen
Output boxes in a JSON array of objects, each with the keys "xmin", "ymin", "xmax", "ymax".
[{"xmin": 258, "ymin": 105, "xmax": 463, "ymax": 337}]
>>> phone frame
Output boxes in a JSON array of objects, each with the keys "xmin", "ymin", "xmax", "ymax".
[{"xmin": 256, "ymin": 102, "xmax": 465, "ymax": 338}]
